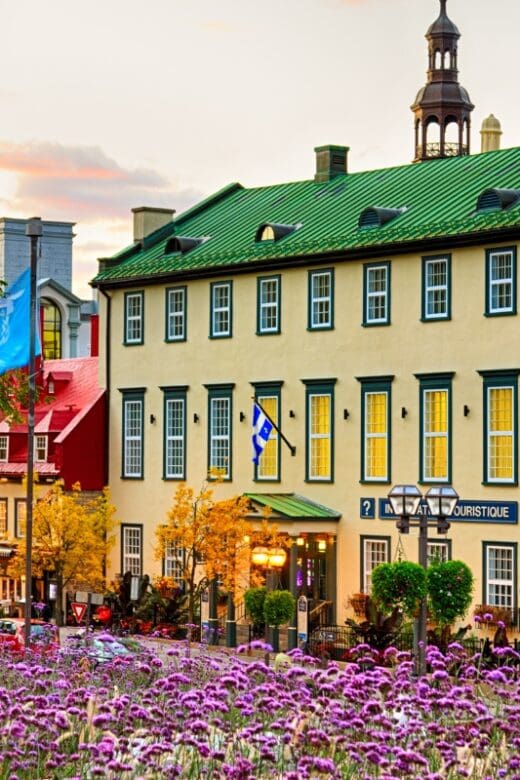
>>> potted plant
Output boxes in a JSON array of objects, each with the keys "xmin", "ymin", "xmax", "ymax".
[
  {"xmin": 348, "ymin": 592, "xmax": 368, "ymax": 617},
  {"xmin": 263, "ymin": 590, "xmax": 296, "ymax": 652}
]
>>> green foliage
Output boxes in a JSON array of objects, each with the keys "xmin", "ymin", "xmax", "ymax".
[
  {"xmin": 244, "ymin": 587, "xmax": 267, "ymax": 626},
  {"xmin": 371, "ymin": 560, "xmax": 427, "ymax": 617},
  {"xmin": 427, "ymin": 560, "xmax": 474, "ymax": 626},
  {"xmin": 345, "ymin": 596, "xmax": 404, "ymax": 650},
  {"xmin": 263, "ymin": 590, "xmax": 296, "ymax": 628}
]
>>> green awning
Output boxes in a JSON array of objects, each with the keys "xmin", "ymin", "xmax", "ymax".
[{"xmin": 245, "ymin": 493, "xmax": 341, "ymax": 520}]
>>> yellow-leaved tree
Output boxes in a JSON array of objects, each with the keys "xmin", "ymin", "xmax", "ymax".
[
  {"xmin": 155, "ymin": 480, "xmax": 285, "ymax": 624},
  {"xmin": 8, "ymin": 481, "xmax": 116, "ymax": 625}
]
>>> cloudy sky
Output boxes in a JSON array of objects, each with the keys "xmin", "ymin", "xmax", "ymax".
[{"xmin": 0, "ymin": 0, "xmax": 519, "ymax": 298}]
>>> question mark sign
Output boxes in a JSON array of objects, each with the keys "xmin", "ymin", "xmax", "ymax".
[{"xmin": 362, "ymin": 499, "xmax": 371, "ymax": 517}]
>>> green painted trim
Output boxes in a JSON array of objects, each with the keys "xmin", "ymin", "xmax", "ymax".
[
  {"xmin": 121, "ymin": 390, "xmax": 145, "ymax": 480},
  {"xmin": 206, "ymin": 385, "xmax": 233, "ymax": 481},
  {"xmin": 481, "ymin": 372, "xmax": 518, "ymax": 485},
  {"xmin": 123, "ymin": 290, "xmax": 144, "ymax": 346},
  {"xmin": 417, "ymin": 374, "xmax": 453, "ymax": 484},
  {"xmin": 209, "ymin": 280, "xmax": 233, "ymax": 339},
  {"xmin": 162, "ymin": 388, "xmax": 187, "ymax": 480},
  {"xmin": 363, "ymin": 261, "xmax": 391, "ymax": 326},
  {"xmin": 359, "ymin": 378, "xmax": 392, "ymax": 483},
  {"xmin": 256, "ymin": 274, "xmax": 281, "ymax": 335},
  {"xmin": 121, "ymin": 524, "xmax": 143, "ymax": 576},
  {"xmin": 485, "ymin": 246, "xmax": 517, "ymax": 316},
  {"xmin": 254, "ymin": 385, "xmax": 282, "ymax": 483},
  {"xmin": 482, "ymin": 540, "xmax": 518, "ymax": 608},
  {"xmin": 421, "ymin": 253, "xmax": 451, "ymax": 321},
  {"xmin": 360, "ymin": 534, "xmax": 391, "ymax": 593},
  {"xmin": 307, "ymin": 268, "xmax": 334, "ymax": 330},
  {"xmin": 164, "ymin": 285, "xmax": 187, "ymax": 342},
  {"xmin": 303, "ymin": 380, "xmax": 335, "ymax": 483}
]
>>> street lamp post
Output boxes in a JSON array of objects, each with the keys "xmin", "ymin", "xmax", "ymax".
[{"xmin": 387, "ymin": 484, "xmax": 459, "ymax": 676}]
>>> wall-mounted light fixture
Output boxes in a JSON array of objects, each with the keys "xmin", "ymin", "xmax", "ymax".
[
  {"xmin": 343, "ymin": 409, "xmax": 349, "ymax": 420},
  {"xmin": 193, "ymin": 413, "xmax": 199, "ymax": 423},
  {"xmin": 149, "ymin": 414, "xmax": 156, "ymax": 424},
  {"xmin": 401, "ymin": 407, "xmax": 408, "ymax": 419},
  {"xmin": 240, "ymin": 412, "xmax": 246, "ymax": 422},
  {"xmin": 463, "ymin": 405, "xmax": 470, "ymax": 417},
  {"xmin": 289, "ymin": 410, "xmax": 296, "ymax": 418}
]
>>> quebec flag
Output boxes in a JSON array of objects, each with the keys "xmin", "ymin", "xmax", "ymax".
[
  {"xmin": 252, "ymin": 402, "xmax": 274, "ymax": 465},
  {"xmin": 0, "ymin": 268, "xmax": 40, "ymax": 376}
]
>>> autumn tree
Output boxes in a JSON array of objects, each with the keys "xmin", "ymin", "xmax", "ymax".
[
  {"xmin": 8, "ymin": 482, "xmax": 116, "ymax": 626},
  {"xmin": 155, "ymin": 480, "xmax": 285, "ymax": 624}
]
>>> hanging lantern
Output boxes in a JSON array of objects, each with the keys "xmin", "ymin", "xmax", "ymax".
[
  {"xmin": 268, "ymin": 547, "xmax": 287, "ymax": 568},
  {"xmin": 251, "ymin": 546, "xmax": 269, "ymax": 566}
]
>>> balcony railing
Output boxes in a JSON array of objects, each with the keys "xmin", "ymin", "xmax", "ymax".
[{"xmin": 416, "ymin": 142, "xmax": 469, "ymax": 159}]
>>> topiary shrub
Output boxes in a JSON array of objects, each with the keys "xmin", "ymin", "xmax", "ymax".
[
  {"xmin": 244, "ymin": 587, "xmax": 267, "ymax": 627},
  {"xmin": 427, "ymin": 559, "xmax": 474, "ymax": 627},
  {"xmin": 371, "ymin": 560, "xmax": 427, "ymax": 617},
  {"xmin": 263, "ymin": 590, "xmax": 296, "ymax": 627}
]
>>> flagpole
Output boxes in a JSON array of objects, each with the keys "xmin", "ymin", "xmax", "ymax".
[
  {"xmin": 24, "ymin": 217, "xmax": 42, "ymax": 647},
  {"xmin": 252, "ymin": 398, "xmax": 296, "ymax": 456}
]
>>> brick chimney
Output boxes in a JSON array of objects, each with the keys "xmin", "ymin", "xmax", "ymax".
[
  {"xmin": 132, "ymin": 207, "xmax": 175, "ymax": 243},
  {"xmin": 314, "ymin": 145, "xmax": 349, "ymax": 183}
]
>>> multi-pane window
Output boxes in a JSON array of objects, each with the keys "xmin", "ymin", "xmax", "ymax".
[
  {"xmin": 163, "ymin": 388, "xmax": 186, "ymax": 480},
  {"xmin": 254, "ymin": 390, "xmax": 280, "ymax": 480},
  {"xmin": 122, "ymin": 525, "xmax": 142, "ymax": 576},
  {"xmin": 0, "ymin": 499, "xmax": 7, "ymax": 536},
  {"xmin": 422, "ymin": 255, "xmax": 450, "ymax": 320},
  {"xmin": 257, "ymin": 276, "xmax": 280, "ymax": 334},
  {"xmin": 207, "ymin": 385, "xmax": 233, "ymax": 479},
  {"xmin": 164, "ymin": 541, "xmax": 184, "ymax": 583},
  {"xmin": 121, "ymin": 390, "xmax": 145, "ymax": 479},
  {"xmin": 124, "ymin": 291, "xmax": 144, "ymax": 345},
  {"xmin": 210, "ymin": 282, "xmax": 232, "ymax": 338},
  {"xmin": 486, "ymin": 248, "xmax": 516, "ymax": 315},
  {"xmin": 484, "ymin": 543, "xmax": 516, "ymax": 609},
  {"xmin": 41, "ymin": 299, "xmax": 62, "ymax": 359},
  {"xmin": 363, "ymin": 263, "xmax": 390, "ymax": 325},
  {"xmin": 15, "ymin": 499, "xmax": 26, "ymax": 538},
  {"xmin": 362, "ymin": 537, "xmax": 390, "ymax": 594},
  {"xmin": 427, "ymin": 540, "xmax": 451, "ymax": 566},
  {"xmin": 418, "ymin": 373, "xmax": 453, "ymax": 482},
  {"xmin": 304, "ymin": 380, "xmax": 335, "ymax": 482},
  {"xmin": 165, "ymin": 286, "xmax": 187, "ymax": 342},
  {"xmin": 360, "ymin": 377, "xmax": 392, "ymax": 482},
  {"xmin": 34, "ymin": 435, "xmax": 47, "ymax": 462},
  {"xmin": 480, "ymin": 371, "xmax": 518, "ymax": 484},
  {"xmin": 308, "ymin": 269, "xmax": 333, "ymax": 330},
  {"xmin": 0, "ymin": 436, "xmax": 7, "ymax": 462}
]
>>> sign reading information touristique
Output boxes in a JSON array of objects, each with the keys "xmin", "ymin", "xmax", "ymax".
[{"xmin": 377, "ymin": 499, "xmax": 518, "ymax": 524}]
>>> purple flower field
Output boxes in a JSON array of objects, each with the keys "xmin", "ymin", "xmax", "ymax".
[{"xmin": 0, "ymin": 634, "xmax": 519, "ymax": 778}]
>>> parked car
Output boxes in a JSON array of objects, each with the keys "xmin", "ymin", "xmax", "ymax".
[
  {"xmin": 0, "ymin": 618, "xmax": 59, "ymax": 654},
  {"xmin": 64, "ymin": 631, "xmax": 136, "ymax": 666}
]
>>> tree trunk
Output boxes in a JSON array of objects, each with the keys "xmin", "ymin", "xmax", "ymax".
[{"xmin": 55, "ymin": 574, "xmax": 64, "ymax": 627}]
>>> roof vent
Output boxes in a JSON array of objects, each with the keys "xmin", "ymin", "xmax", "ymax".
[
  {"xmin": 255, "ymin": 222, "xmax": 299, "ymax": 242},
  {"xmin": 358, "ymin": 207, "xmax": 405, "ymax": 229},
  {"xmin": 165, "ymin": 236, "xmax": 204, "ymax": 254},
  {"xmin": 476, "ymin": 188, "xmax": 520, "ymax": 212}
]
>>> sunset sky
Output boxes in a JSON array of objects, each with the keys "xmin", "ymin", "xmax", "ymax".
[{"xmin": 0, "ymin": 0, "xmax": 519, "ymax": 298}]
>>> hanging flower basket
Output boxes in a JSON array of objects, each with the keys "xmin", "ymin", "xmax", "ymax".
[
  {"xmin": 473, "ymin": 604, "xmax": 513, "ymax": 628},
  {"xmin": 348, "ymin": 593, "xmax": 368, "ymax": 617}
]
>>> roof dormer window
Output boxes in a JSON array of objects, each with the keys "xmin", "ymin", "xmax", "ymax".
[
  {"xmin": 476, "ymin": 188, "xmax": 520, "ymax": 213},
  {"xmin": 164, "ymin": 236, "xmax": 204, "ymax": 255},
  {"xmin": 358, "ymin": 207, "xmax": 405, "ymax": 229},
  {"xmin": 255, "ymin": 222, "xmax": 300, "ymax": 242}
]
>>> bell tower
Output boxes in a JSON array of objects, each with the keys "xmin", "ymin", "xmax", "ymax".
[{"xmin": 411, "ymin": 0, "xmax": 474, "ymax": 162}]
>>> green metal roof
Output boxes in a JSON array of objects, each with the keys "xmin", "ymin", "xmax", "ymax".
[
  {"xmin": 93, "ymin": 147, "xmax": 520, "ymax": 287},
  {"xmin": 245, "ymin": 493, "xmax": 341, "ymax": 520}
]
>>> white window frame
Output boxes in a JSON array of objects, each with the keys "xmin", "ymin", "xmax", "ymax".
[
  {"xmin": 124, "ymin": 292, "xmax": 144, "ymax": 344},
  {"xmin": 256, "ymin": 394, "xmax": 279, "ymax": 481},
  {"xmin": 363, "ymin": 390, "xmax": 389, "ymax": 482},
  {"xmin": 122, "ymin": 525, "xmax": 142, "ymax": 576},
  {"xmin": 211, "ymin": 282, "xmax": 232, "ymax": 338},
  {"xmin": 34, "ymin": 435, "xmax": 48, "ymax": 463},
  {"xmin": 123, "ymin": 396, "xmax": 144, "ymax": 478},
  {"xmin": 15, "ymin": 499, "xmax": 26, "ymax": 539},
  {"xmin": 165, "ymin": 397, "xmax": 185, "ymax": 479},
  {"xmin": 166, "ymin": 287, "xmax": 186, "ymax": 341},
  {"xmin": 258, "ymin": 277, "xmax": 280, "ymax": 334},
  {"xmin": 209, "ymin": 395, "xmax": 231, "ymax": 478},
  {"xmin": 485, "ymin": 543, "xmax": 514, "ymax": 608},
  {"xmin": 365, "ymin": 264, "xmax": 389, "ymax": 324},
  {"xmin": 309, "ymin": 270, "xmax": 333, "ymax": 329},
  {"xmin": 0, "ymin": 436, "xmax": 7, "ymax": 462},
  {"xmin": 0, "ymin": 499, "xmax": 7, "ymax": 536},
  {"xmin": 427, "ymin": 541, "xmax": 450, "ymax": 566},
  {"xmin": 488, "ymin": 250, "xmax": 514, "ymax": 315},
  {"xmin": 424, "ymin": 257, "xmax": 448, "ymax": 319},
  {"xmin": 362, "ymin": 537, "xmax": 389, "ymax": 594},
  {"xmin": 486, "ymin": 384, "xmax": 514, "ymax": 484},
  {"xmin": 422, "ymin": 387, "xmax": 449, "ymax": 482},
  {"xmin": 164, "ymin": 541, "xmax": 184, "ymax": 582}
]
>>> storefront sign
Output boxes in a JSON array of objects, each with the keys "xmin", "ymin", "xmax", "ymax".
[
  {"xmin": 377, "ymin": 498, "xmax": 518, "ymax": 524},
  {"xmin": 297, "ymin": 595, "xmax": 309, "ymax": 645}
]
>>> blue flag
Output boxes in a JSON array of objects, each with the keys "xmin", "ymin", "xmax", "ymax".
[
  {"xmin": 252, "ymin": 402, "xmax": 274, "ymax": 465},
  {"xmin": 0, "ymin": 268, "xmax": 40, "ymax": 376}
]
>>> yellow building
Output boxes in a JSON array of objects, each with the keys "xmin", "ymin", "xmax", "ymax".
[{"xmin": 92, "ymin": 1, "xmax": 520, "ymax": 632}]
